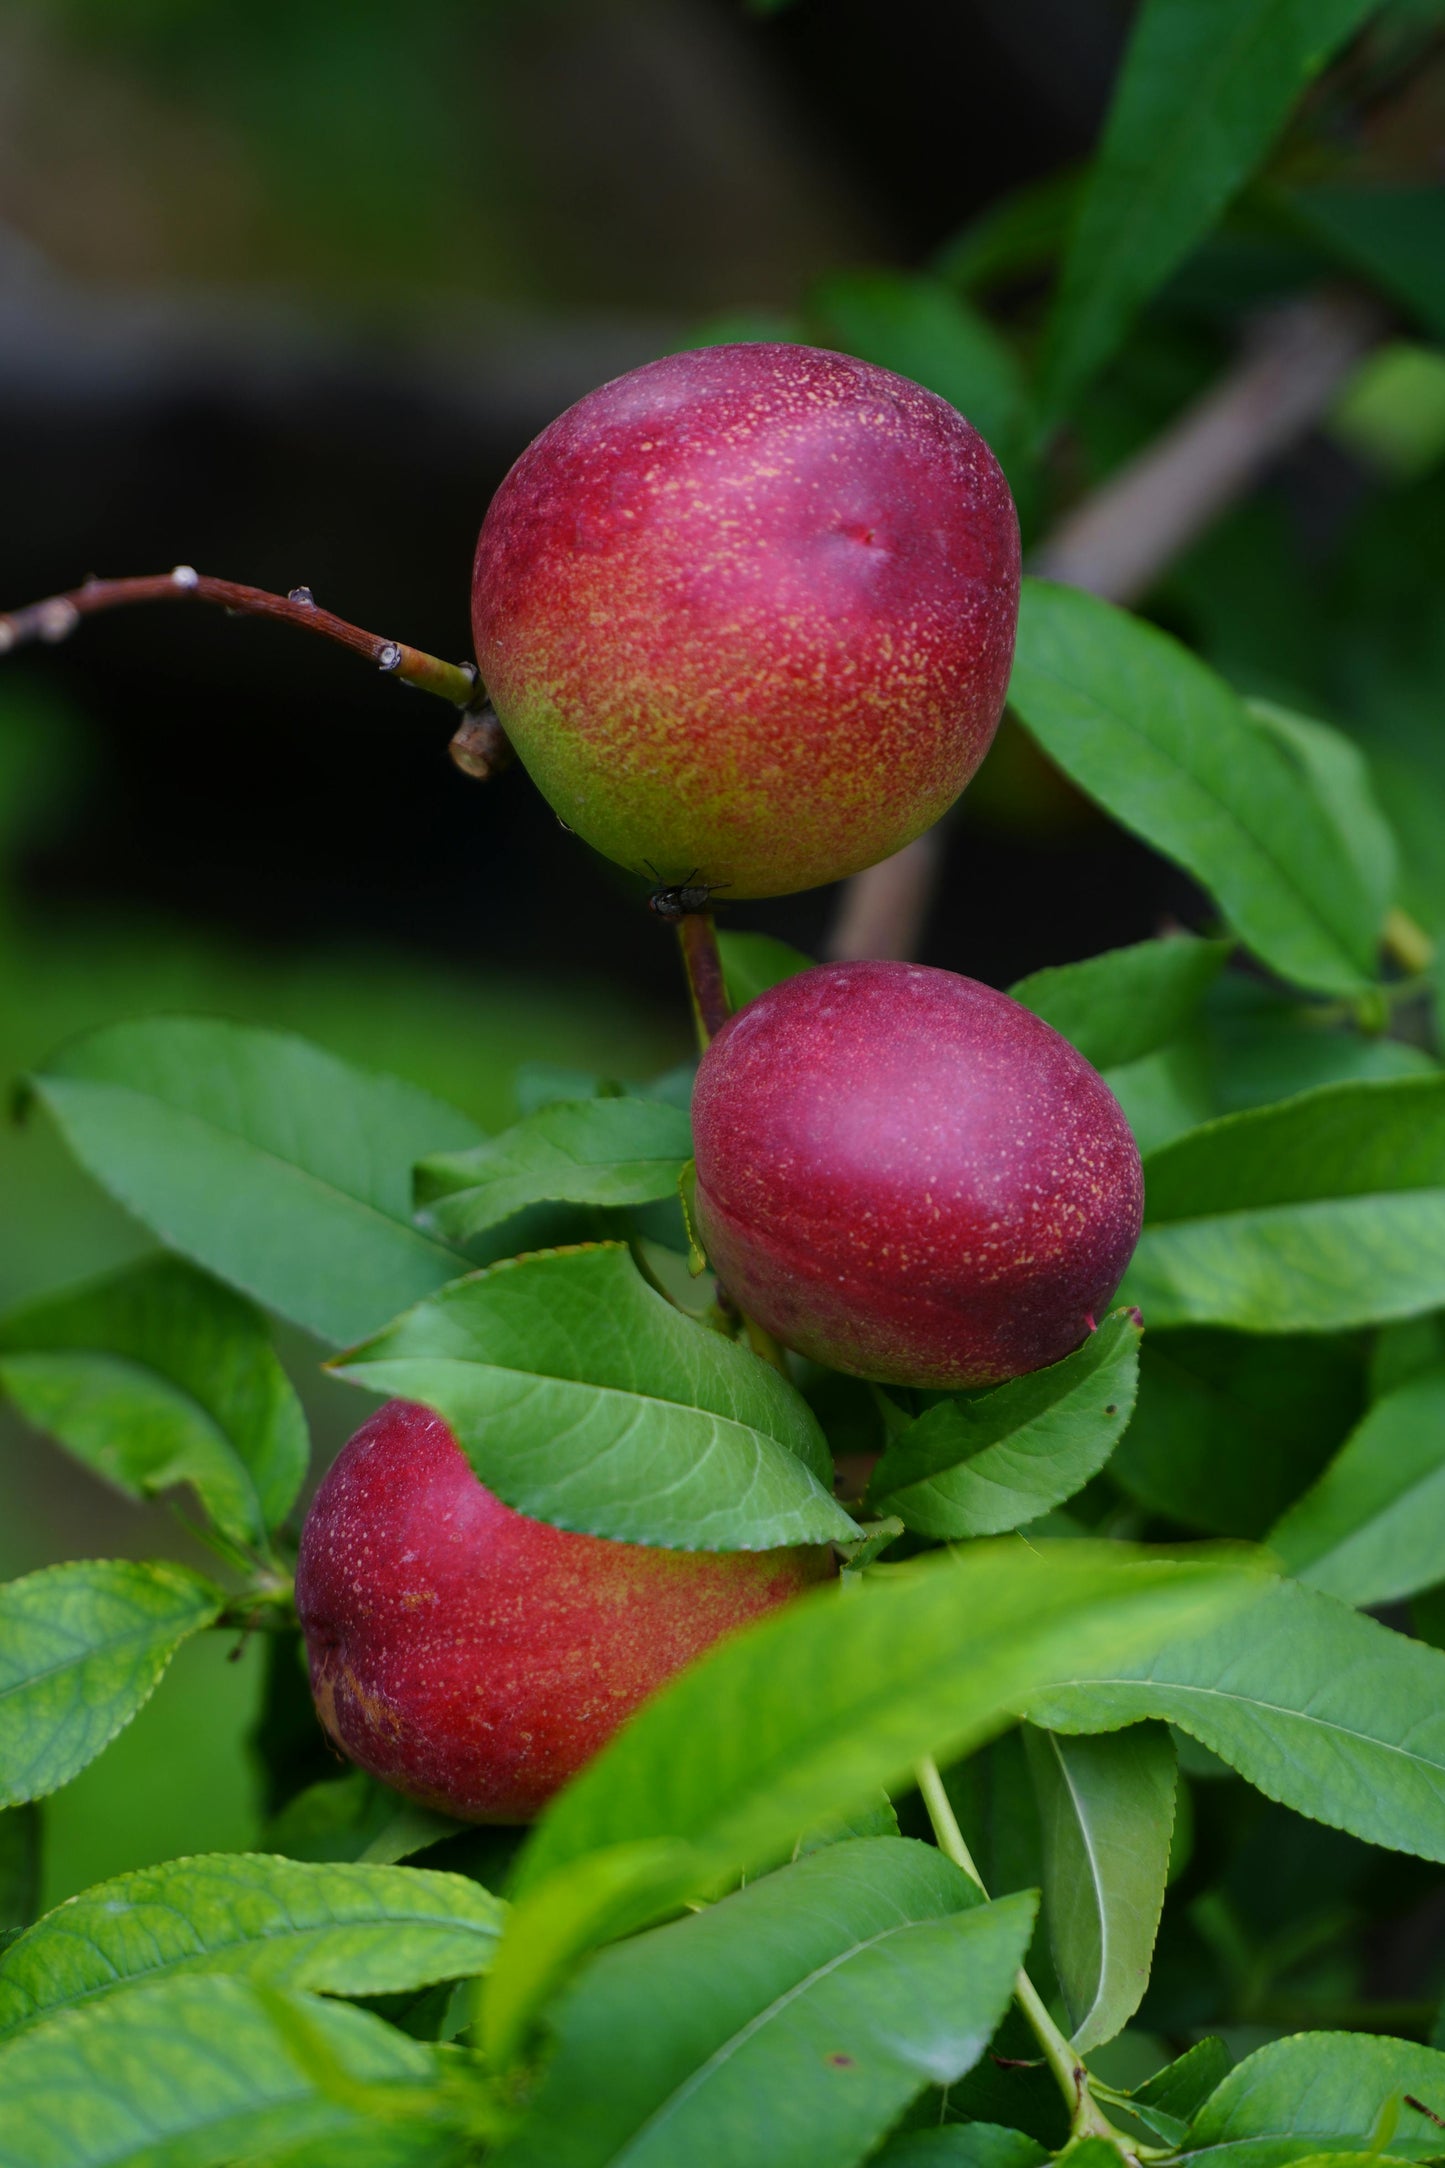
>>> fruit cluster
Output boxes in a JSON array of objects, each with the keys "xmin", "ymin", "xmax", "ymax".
[{"xmin": 296, "ymin": 344, "xmax": 1143, "ymax": 1820}]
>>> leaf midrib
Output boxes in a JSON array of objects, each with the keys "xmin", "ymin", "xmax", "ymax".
[
  {"xmin": 344, "ymin": 1355, "xmax": 847, "ymax": 1541},
  {"xmin": 609, "ymin": 1910, "xmax": 965, "ymax": 2162},
  {"xmin": 1048, "ymin": 1679, "xmax": 1445, "ymax": 1786},
  {"xmin": 41, "ymin": 1074, "xmax": 473, "ymax": 1276},
  {"xmin": 0, "ymin": 1902, "xmax": 501, "ymax": 2041},
  {"xmin": 1043, "ymin": 1732, "xmax": 1111, "ymax": 2044}
]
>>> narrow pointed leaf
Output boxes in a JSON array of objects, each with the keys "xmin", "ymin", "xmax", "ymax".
[
  {"xmin": 1023, "ymin": 1722, "xmax": 1176, "ymax": 2052},
  {"xmin": 514, "ymin": 1545, "xmax": 1262, "ymax": 1898},
  {"xmin": 1036, "ymin": 0, "xmax": 1378, "ymax": 425},
  {"xmin": 29, "ymin": 1018, "xmax": 481, "ymax": 1347},
  {"xmin": 1184, "ymin": 2033, "xmax": 1445, "ymax": 2165},
  {"xmin": 1127, "ymin": 1076, "xmax": 1445, "ymax": 1331},
  {"xmin": 1268, "ymin": 1368, "xmax": 1445, "ymax": 1609},
  {"xmin": 1025, "ymin": 1579, "xmax": 1445, "ymax": 1863},
  {"xmin": 0, "ymin": 1256, "xmax": 308, "ymax": 1546},
  {"xmin": 1008, "ymin": 582, "xmax": 1379, "ymax": 995},
  {"xmin": 496, "ymin": 1842, "xmax": 1034, "ymax": 2168},
  {"xmin": 0, "ymin": 1973, "xmax": 455, "ymax": 2168},
  {"xmin": 415, "ymin": 1098, "xmax": 694, "ymax": 1243},
  {"xmin": 492, "ymin": 1554, "xmax": 1253, "ymax": 2059},
  {"xmin": 334, "ymin": 1243, "xmax": 854, "ymax": 1549},
  {"xmin": 0, "ymin": 1854, "xmax": 505, "ymax": 2041},
  {"xmin": 1010, "ymin": 937, "xmax": 1230, "ymax": 1074},
  {"xmin": 0, "ymin": 1561, "xmax": 221, "ymax": 1808},
  {"xmin": 870, "ymin": 1310, "xmax": 1141, "ymax": 1538}
]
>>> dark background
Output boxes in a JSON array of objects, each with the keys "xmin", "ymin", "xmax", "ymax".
[{"xmin": 0, "ymin": 0, "xmax": 1178, "ymax": 1009}]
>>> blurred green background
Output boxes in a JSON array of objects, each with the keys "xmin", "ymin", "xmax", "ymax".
[{"xmin": 1, "ymin": 0, "xmax": 1443, "ymax": 1944}]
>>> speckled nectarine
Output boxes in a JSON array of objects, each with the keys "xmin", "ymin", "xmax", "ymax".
[
  {"xmin": 691, "ymin": 961, "xmax": 1143, "ymax": 1389},
  {"xmin": 296, "ymin": 1399, "xmax": 833, "ymax": 1822},
  {"xmin": 472, "ymin": 342, "xmax": 1019, "ymax": 898}
]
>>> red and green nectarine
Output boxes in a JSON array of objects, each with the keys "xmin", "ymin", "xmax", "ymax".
[
  {"xmin": 472, "ymin": 342, "xmax": 1020, "ymax": 898},
  {"xmin": 692, "ymin": 961, "xmax": 1144, "ymax": 1389},
  {"xmin": 296, "ymin": 1399, "xmax": 834, "ymax": 1822}
]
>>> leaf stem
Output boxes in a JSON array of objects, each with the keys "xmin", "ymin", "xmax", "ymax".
[
  {"xmin": 916, "ymin": 1755, "xmax": 1136, "ymax": 2156},
  {"xmin": 0, "ymin": 565, "xmax": 486, "ymax": 714}
]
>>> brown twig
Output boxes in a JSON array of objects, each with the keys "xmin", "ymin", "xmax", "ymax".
[
  {"xmin": 826, "ymin": 284, "xmax": 1389, "ymax": 964},
  {"xmin": 0, "ymin": 566, "xmax": 482, "ymax": 711},
  {"xmin": 1029, "ymin": 286, "xmax": 1386, "ymax": 605}
]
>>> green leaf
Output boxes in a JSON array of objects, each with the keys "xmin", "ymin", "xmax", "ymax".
[
  {"xmin": 1110, "ymin": 1330, "xmax": 1365, "ymax": 1538},
  {"xmin": 1023, "ymin": 1722, "xmax": 1176, "ymax": 2052},
  {"xmin": 1246, "ymin": 700, "xmax": 1397, "ymax": 934},
  {"xmin": 1010, "ymin": 937, "xmax": 1231, "ymax": 1073},
  {"xmin": 1008, "ymin": 582, "xmax": 1380, "ymax": 995},
  {"xmin": 0, "ymin": 1560, "xmax": 221, "ymax": 1808},
  {"xmin": 496, "ymin": 1842, "xmax": 1034, "ymax": 2168},
  {"xmin": 717, "ymin": 930, "xmax": 815, "ymax": 1011},
  {"xmin": 811, "ymin": 270, "xmax": 1028, "ymax": 470},
  {"xmin": 872, "ymin": 2128, "xmax": 1048, "ymax": 2168},
  {"xmin": 1282, "ymin": 187, "xmax": 1445, "ymax": 345},
  {"xmin": 414, "ymin": 1099, "xmax": 694, "ymax": 1243},
  {"xmin": 1268, "ymin": 1368, "xmax": 1445, "ymax": 1608},
  {"xmin": 1184, "ymin": 2032, "xmax": 1445, "ymax": 2164},
  {"xmin": 1127, "ymin": 1076, "xmax": 1445, "ymax": 1332},
  {"xmin": 0, "ymin": 1853, "xmax": 503, "ymax": 2040},
  {"xmin": 29, "ymin": 1018, "xmax": 481, "ymax": 1347},
  {"xmin": 0, "ymin": 1256, "xmax": 308, "ymax": 1548},
  {"xmin": 1036, "ymin": 0, "xmax": 1379, "ymax": 425},
  {"xmin": 936, "ymin": 164, "xmax": 1082, "ymax": 296},
  {"xmin": 334, "ymin": 1244, "xmax": 855, "ymax": 1550},
  {"xmin": 1205, "ymin": 978, "xmax": 1434, "ymax": 1118},
  {"xmin": 484, "ymin": 1840, "xmax": 702, "ymax": 2072},
  {"xmin": 1024, "ymin": 1578, "xmax": 1445, "ymax": 1863},
  {"xmin": 490, "ymin": 1555, "xmax": 1254, "ymax": 2067},
  {"xmin": 514, "ymin": 1545, "xmax": 1263, "ymax": 1898},
  {"xmin": 869, "ymin": 1311, "xmax": 1142, "ymax": 1538},
  {"xmin": 0, "ymin": 1973, "xmax": 455, "ymax": 2168},
  {"xmin": 1104, "ymin": 1042, "xmax": 1215, "ymax": 1157},
  {"xmin": 1133, "ymin": 2037, "xmax": 1234, "ymax": 2124},
  {"xmin": 0, "ymin": 1808, "xmax": 40, "ymax": 1939}
]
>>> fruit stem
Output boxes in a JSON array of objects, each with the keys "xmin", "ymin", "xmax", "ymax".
[
  {"xmin": 916, "ymin": 1755, "xmax": 1136, "ymax": 2156},
  {"xmin": 0, "ymin": 566, "xmax": 485, "ymax": 714},
  {"xmin": 675, "ymin": 911, "xmax": 731, "ymax": 1052},
  {"xmin": 673, "ymin": 911, "xmax": 792, "ymax": 1377}
]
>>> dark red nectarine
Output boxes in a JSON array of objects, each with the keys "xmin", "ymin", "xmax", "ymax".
[
  {"xmin": 471, "ymin": 342, "xmax": 1019, "ymax": 898},
  {"xmin": 295, "ymin": 1399, "xmax": 834, "ymax": 1822},
  {"xmin": 692, "ymin": 961, "xmax": 1143, "ymax": 1389}
]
